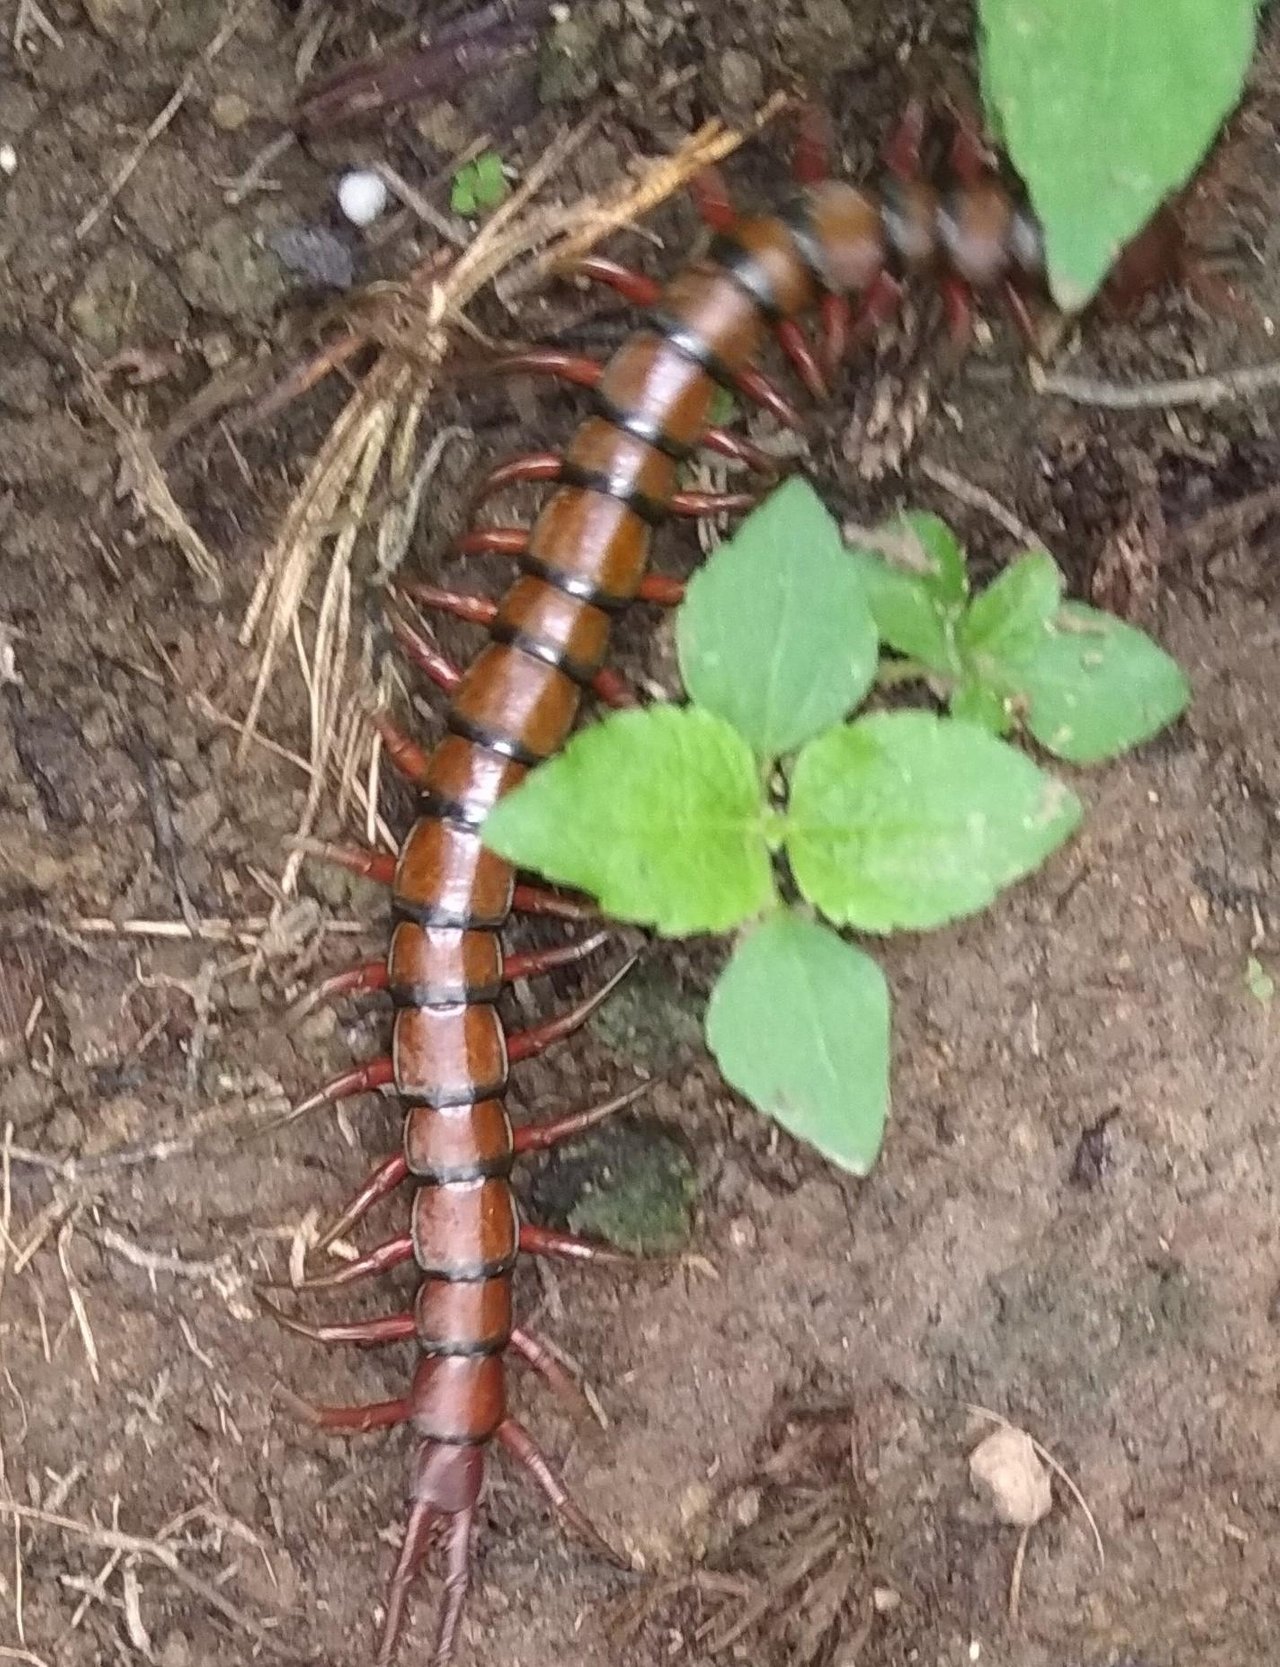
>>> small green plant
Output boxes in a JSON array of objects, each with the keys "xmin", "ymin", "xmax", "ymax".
[
  {"xmin": 977, "ymin": 0, "xmax": 1258, "ymax": 309},
  {"xmin": 483, "ymin": 481, "xmax": 1190, "ymax": 1176},
  {"xmin": 450, "ymin": 150, "xmax": 508, "ymax": 218}
]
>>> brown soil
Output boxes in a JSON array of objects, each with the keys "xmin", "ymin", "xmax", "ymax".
[{"xmin": 3, "ymin": 3, "xmax": 1280, "ymax": 1666}]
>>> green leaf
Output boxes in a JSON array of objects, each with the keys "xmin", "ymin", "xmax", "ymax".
[
  {"xmin": 1017, "ymin": 602, "xmax": 1191, "ymax": 763},
  {"xmin": 705, "ymin": 912, "xmax": 891, "ymax": 1175},
  {"xmin": 481, "ymin": 705, "xmax": 775, "ymax": 935},
  {"xmin": 450, "ymin": 150, "xmax": 509, "ymax": 216},
  {"xmin": 847, "ymin": 511, "xmax": 969, "ymax": 677},
  {"xmin": 786, "ymin": 711, "xmax": 1082, "ymax": 933},
  {"xmin": 979, "ymin": 0, "xmax": 1258, "ymax": 309},
  {"xmin": 677, "ymin": 479, "xmax": 878, "ymax": 758}
]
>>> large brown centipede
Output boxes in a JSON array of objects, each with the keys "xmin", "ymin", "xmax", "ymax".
[{"xmin": 270, "ymin": 102, "xmax": 1189, "ymax": 1665}]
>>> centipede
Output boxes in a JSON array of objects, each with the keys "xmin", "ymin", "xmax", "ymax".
[{"xmin": 267, "ymin": 100, "xmax": 1188, "ymax": 1665}]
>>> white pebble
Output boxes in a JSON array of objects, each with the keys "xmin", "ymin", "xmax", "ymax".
[
  {"xmin": 337, "ymin": 169, "xmax": 388, "ymax": 228},
  {"xmin": 0, "ymin": 144, "xmax": 17, "ymax": 176}
]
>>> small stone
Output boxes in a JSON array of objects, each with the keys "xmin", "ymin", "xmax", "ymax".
[
  {"xmin": 0, "ymin": 144, "xmax": 16, "ymax": 176},
  {"xmin": 209, "ymin": 92, "xmax": 252, "ymax": 131},
  {"xmin": 968, "ymin": 1426, "xmax": 1052, "ymax": 1528},
  {"xmin": 872, "ymin": 1586, "xmax": 902, "ymax": 1613},
  {"xmin": 336, "ymin": 170, "xmax": 388, "ymax": 229},
  {"xmin": 269, "ymin": 224, "xmax": 355, "ymax": 290}
]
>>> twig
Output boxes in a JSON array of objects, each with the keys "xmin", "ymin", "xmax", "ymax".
[
  {"xmin": 69, "ymin": 914, "xmax": 367, "ymax": 943},
  {"xmin": 75, "ymin": 0, "xmax": 247, "ymax": 239},
  {"xmin": 1037, "ymin": 356, "xmax": 1280, "ymax": 411},
  {"xmin": 85, "ymin": 1225, "xmax": 236, "ymax": 1286},
  {"xmin": 56, "ymin": 1217, "xmax": 100, "ymax": 1384},
  {"xmin": 916, "ymin": 457, "xmax": 1040, "ymax": 546},
  {"xmin": 0, "ymin": 1502, "xmax": 275, "ymax": 1643},
  {"xmin": 965, "ymin": 1405, "xmax": 1104, "ymax": 1567},
  {"xmin": 1008, "ymin": 1522, "xmax": 1030, "ymax": 1622}
]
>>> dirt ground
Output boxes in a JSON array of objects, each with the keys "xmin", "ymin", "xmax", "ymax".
[{"xmin": 3, "ymin": 1, "xmax": 1280, "ymax": 1665}]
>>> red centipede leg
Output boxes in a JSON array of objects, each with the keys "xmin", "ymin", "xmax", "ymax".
[
  {"xmin": 288, "ymin": 1391, "xmax": 412, "ymax": 1432},
  {"xmin": 1001, "ymin": 279, "xmax": 1041, "ymax": 352},
  {"xmin": 775, "ymin": 318, "xmax": 828, "ymax": 400},
  {"xmin": 699, "ymin": 426, "xmax": 778, "ymax": 473},
  {"xmin": 507, "ymin": 954, "xmax": 639, "ymax": 1064},
  {"xmin": 520, "ymin": 1222, "xmax": 632, "ymax": 1267},
  {"xmin": 819, "ymin": 292, "xmax": 852, "ymax": 379},
  {"xmin": 883, "ymin": 96, "xmax": 926, "ymax": 181},
  {"xmin": 293, "ymin": 960, "xmax": 390, "ymax": 1014},
  {"xmin": 848, "ymin": 270, "xmax": 905, "ymax": 349},
  {"xmin": 504, "ymin": 931, "xmax": 611, "ymax": 984},
  {"xmin": 484, "ymin": 348, "xmax": 603, "ymax": 390},
  {"xmin": 387, "ymin": 610, "xmax": 462, "ymax": 694},
  {"xmin": 636, "ymin": 573, "xmax": 685, "ymax": 607},
  {"xmin": 509, "ymin": 1325, "xmax": 602, "ymax": 1424},
  {"xmin": 573, "ymin": 254, "xmax": 662, "ymax": 308},
  {"xmin": 373, "ymin": 711, "xmax": 433, "ymax": 786},
  {"xmin": 469, "ymin": 451, "xmax": 565, "ymax": 509},
  {"xmin": 947, "ymin": 115, "xmax": 997, "ymax": 188},
  {"xmin": 513, "ymin": 1082, "xmax": 651, "ymax": 1155},
  {"xmin": 257, "ymin": 1291, "xmax": 416, "ymax": 1347},
  {"xmin": 512, "ymin": 883, "xmax": 600, "ymax": 922},
  {"xmin": 590, "ymin": 665, "xmax": 639, "ymax": 710},
  {"xmin": 940, "ymin": 273, "xmax": 975, "ymax": 351},
  {"xmin": 729, "ymin": 363, "xmax": 807, "ymax": 431},
  {"xmin": 792, "ymin": 102, "xmax": 835, "ymax": 186},
  {"xmin": 285, "ymin": 1057, "xmax": 395, "ymax": 1124},
  {"xmin": 689, "ymin": 165, "xmax": 737, "ymax": 233},
  {"xmin": 375, "ymin": 1499, "xmax": 447, "ymax": 1667},
  {"xmin": 299, "ymin": 840, "xmax": 397, "ymax": 886},
  {"xmin": 314, "ymin": 1150, "xmax": 409, "ymax": 1250},
  {"xmin": 456, "ymin": 526, "xmax": 529, "ymax": 557},
  {"xmin": 497, "ymin": 1417, "xmax": 626, "ymax": 1565},
  {"xmin": 670, "ymin": 488, "xmax": 760, "ymax": 517},
  {"xmin": 284, "ymin": 1232, "xmax": 415, "ymax": 1291}
]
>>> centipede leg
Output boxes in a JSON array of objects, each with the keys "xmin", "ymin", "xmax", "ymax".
[
  {"xmin": 775, "ymin": 318, "xmax": 827, "ymax": 400},
  {"xmin": 1001, "ymin": 278, "xmax": 1041, "ymax": 351},
  {"xmin": 376, "ymin": 1500, "xmax": 446, "ymax": 1667},
  {"xmin": 496, "ymin": 1417, "xmax": 625, "ymax": 1565},
  {"xmin": 520, "ymin": 1222, "xmax": 632, "ymax": 1266},
  {"xmin": 387, "ymin": 609, "xmax": 462, "ymax": 694},
  {"xmin": 573, "ymin": 254, "xmax": 662, "ymax": 308},
  {"xmin": 373, "ymin": 712, "xmax": 434, "ymax": 786},
  {"xmin": 456, "ymin": 526, "xmax": 529, "ymax": 557},
  {"xmin": 285, "ymin": 1232, "xmax": 415, "ymax": 1291},
  {"xmin": 883, "ymin": 96, "xmax": 926, "ymax": 181},
  {"xmin": 792, "ymin": 102, "xmax": 834, "ymax": 186},
  {"xmin": 669, "ymin": 487, "xmax": 759, "ymax": 517},
  {"xmin": 313, "ymin": 1150, "xmax": 409, "ymax": 1250},
  {"xmin": 470, "ymin": 452, "xmax": 565, "ymax": 510},
  {"xmin": 698, "ymin": 426, "xmax": 778, "ymax": 473},
  {"xmin": 509, "ymin": 1325, "xmax": 602, "ymax": 1424},
  {"xmin": 819, "ymin": 292, "xmax": 852, "ymax": 379},
  {"xmin": 636, "ymin": 573, "xmax": 685, "ymax": 607},
  {"xmin": 300, "ymin": 840, "xmax": 397, "ymax": 886},
  {"xmin": 288, "ymin": 1391, "xmax": 412, "ymax": 1432},
  {"xmin": 504, "ymin": 932, "xmax": 612, "ymax": 983},
  {"xmin": 689, "ymin": 165, "xmax": 737, "ymax": 233},
  {"xmin": 507, "ymin": 954, "xmax": 639, "ymax": 1064},
  {"xmin": 512, "ymin": 883, "xmax": 600, "ymax": 922},
  {"xmin": 286, "ymin": 1057, "xmax": 395, "ymax": 1123},
  {"xmin": 940, "ymin": 273, "xmax": 975, "ymax": 351},
  {"xmin": 258, "ymin": 1291, "xmax": 416, "ymax": 1347},
  {"xmin": 848, "ymin": 269, "xmax": 905, "ymax": 349},
  {"xmin": 483, "ymin": 348, "xmax": 603, "ymax": 390},
  {"xmin": 513, "ymin": 1080, "xmax": 650, "ymax": 1155}
]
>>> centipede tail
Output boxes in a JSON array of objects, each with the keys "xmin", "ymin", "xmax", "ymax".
[{"xmin": 272, "ymin": 104, "xmax": 1194, "ymax": 1664}]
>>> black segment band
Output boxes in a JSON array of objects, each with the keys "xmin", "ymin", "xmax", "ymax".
[
  {"xmin": 390, "ymin": 978, "xmax": 504, "ymax": 1009},
  {"xmin": 518, "ymin": 552, "xmax": 627, "ymax": 612},
  {"xmin": 557, "ymin": 458, "xmax": 668, "ymax": 526},
  {"xmin": 590, "ymin": 388, "xmax": 695, "ymax": 461},
  {"xmin": 417, "ymin": 1334, "xmax": 510, "ymax": 1359},
  {"xmin": 446, "ymin": 711, "xmax": 545, "ymax": 769},
  {"xmin": 644, "ymin": 308, "xmax": 737, "ymax": 391},
  {"xmin": 777, "ymin": 200, "xmax": 834, "ymax": 290},
  {"xmin": 489, "ymin": 621, "xmax": 600, "ymax": 688},
  {"xmin": 393, "ymin": 896, "xmax": 508, "ymax": 932},
  {"xmin": 708, "ymin": 232, "xmax": 783, "ymax": 320}
]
